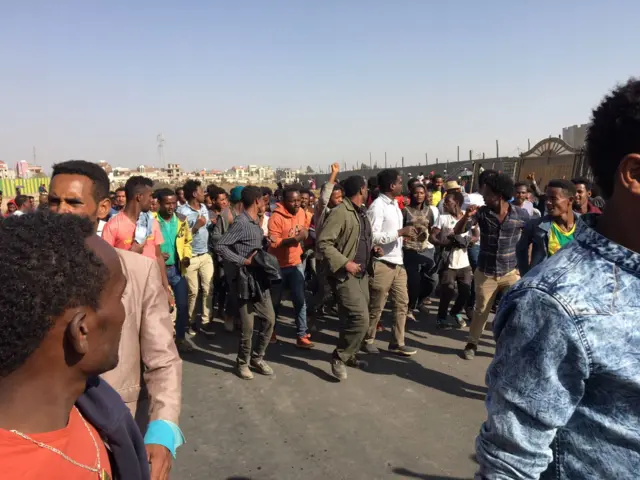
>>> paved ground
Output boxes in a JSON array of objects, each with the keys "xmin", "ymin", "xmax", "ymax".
[{"xmin": 172, "ymin": 301, "xmax": 495, "ymax": 480}]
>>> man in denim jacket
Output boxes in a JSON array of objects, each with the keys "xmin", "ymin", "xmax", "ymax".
[{"xmin": 476, "ymin": 79, "xmax": 640, "ymax": 479}]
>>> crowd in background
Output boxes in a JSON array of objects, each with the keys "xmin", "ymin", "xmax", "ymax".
[{"xmin": 4, "ymin": 78, "xmax": 640, "ymax": 480}]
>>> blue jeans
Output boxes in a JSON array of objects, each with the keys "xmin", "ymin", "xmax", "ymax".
[
  {"xmin": 271, "ymin": 263, "xmax": 308, "ymax": 337},
  {"xmin": 167, "ymin": 265, "xmax": 189, "ymax": 340}
]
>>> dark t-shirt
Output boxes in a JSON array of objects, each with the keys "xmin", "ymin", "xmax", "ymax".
[{"xmin": 353, "ymin": 205, "xmax": 372, "ymax": 274}]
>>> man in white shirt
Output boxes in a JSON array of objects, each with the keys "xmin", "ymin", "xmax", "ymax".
[
  {"xmin": 363, "ymin": 169, "xmax": 418, "ymax": 356},
  {"xmin": 430, "ymin": 192, "xmax": 479, "ymax": 329}
]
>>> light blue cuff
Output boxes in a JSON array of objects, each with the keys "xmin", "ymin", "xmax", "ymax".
[{"xmin": 144, "ymin": 420, "xmax": 185, "ymax": 458}]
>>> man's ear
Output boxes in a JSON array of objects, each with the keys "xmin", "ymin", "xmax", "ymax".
[
  {"xmin": 619, "ymin": 154, "xmax": 640, "ymax": 197},
  {"xmin": 97, "ymin": 198, "xmax": 111, "ymax": 221},
  {"xmin": 66, "ymin": 310, "xmax": 90, "ymax": 356}
]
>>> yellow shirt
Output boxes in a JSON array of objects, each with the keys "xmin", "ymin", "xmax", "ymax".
[
  {"xmin": 548, "ymin": 221, "xmax": 576, "ymax": 256},
  {"xmin": 431, "ymin": 190, "xmax": 442, "ymax": 206}
]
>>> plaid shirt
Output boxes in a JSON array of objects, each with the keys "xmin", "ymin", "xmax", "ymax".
[
  {"xmin": 475, "ymin": 205, "xmax": 529, "ymax": 277},
  {"xmin": 215, "ymin": 211, "xmax": 264, "ymax": 266}
]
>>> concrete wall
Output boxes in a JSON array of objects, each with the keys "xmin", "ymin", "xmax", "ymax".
[{"xmin": 298, "ymin": 157, "xmax": 520, "ymax": 192}]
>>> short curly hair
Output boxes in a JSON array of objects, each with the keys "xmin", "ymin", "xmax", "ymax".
[
  {"xmin": 124, "ymin": 176, "xmax": 153, "ymax": 201},
  {"xmin": 586, "ymin": 79, "xmax": 640, "ymax": 199},
  {"xmin": 52, "ymin": 160, "xmax": 110, "ymax": 202},
  {"xmin": 0, "ymin": 211, "xmax": 109, "ymax": 377},
  {"xmin": 483, "ymin": 172, "xmax": 515, "ymax": 201},
  {"xmin": 182, "ymin": 179, "xmax": 202, "ymax": 202}
]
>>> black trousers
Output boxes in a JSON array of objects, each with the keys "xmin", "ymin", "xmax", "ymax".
[
  {"xmin": 403, "ymin": 248, "xmax": 438, "ymax": 310},
  {"xmin": 438, "ymin": 266, "xmax": 473, "ymax": 319}
]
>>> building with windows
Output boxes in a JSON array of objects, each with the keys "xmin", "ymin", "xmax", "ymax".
[
  {"xmin": 0, "ymin": 161, "xmax": 16, "ymax": 179},
  {"xmin": 562, "ymin": 124, "xmax": 588, "ymax": 148}
]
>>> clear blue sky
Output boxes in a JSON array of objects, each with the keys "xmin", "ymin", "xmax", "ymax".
[{"xmin": 1, "ymin": 0, "xmax": 639, "ymax": 172}]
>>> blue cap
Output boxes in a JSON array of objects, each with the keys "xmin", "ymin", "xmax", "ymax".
[{"xmin": 229, "ymin": 186, "xmax": 244, "ymax": 203}]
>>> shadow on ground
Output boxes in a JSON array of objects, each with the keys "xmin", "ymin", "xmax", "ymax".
[
  {"xmin": 183, "ymin": 310, "xmax": 487, "ymax": 401},
  {"xmin": 392, "ymin": 467, "xmax": 470, "ymax": 479}
]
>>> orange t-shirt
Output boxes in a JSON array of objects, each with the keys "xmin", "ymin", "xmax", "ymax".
[
  {"xmin": 268, "ymin": 204, "xmax": 311, "ymax": 268},
  {"xmin": 102, "ymin": 212, "xmax": 163, "ymax": 260},
  {"xmin": 0, "ymin": 407, "xmax": 112, "ymax": 479}
]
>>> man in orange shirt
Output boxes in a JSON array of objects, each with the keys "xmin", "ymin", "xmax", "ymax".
[
  {"xmin": 0, "ymin": 212, "xmax": 149, "ymax": 479},
  {"xmin": 268, "ymin": 185, "xmax": 313, "ymax": 348}
]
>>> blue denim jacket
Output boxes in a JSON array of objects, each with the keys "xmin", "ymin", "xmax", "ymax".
[{"xmin": 476, "ymin": 214, "xmax": 640, "ymax": 479}]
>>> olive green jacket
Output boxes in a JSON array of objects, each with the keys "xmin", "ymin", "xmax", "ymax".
[{"xmin": 317, "ymin": 197, "xmax": 367, "ymax": 278}]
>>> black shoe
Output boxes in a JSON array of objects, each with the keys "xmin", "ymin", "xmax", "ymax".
[
  {"xmin": 463, "ymin": 343, "xmax": 477, "ymax": 360},
  {"xmin": 437, "ymin": 318, "xmax": 453, "ymax": 330},
  {"xmin": 360, "ymin": 343, "xmax": 380, "ymax": 354},
  {"xmin": 331, "ymin": 358, "xmax": 347, "ymax": 380},
  {"xmin": 199, "ymin": 322, "xmax": 216, "ymax": 335},
  {"xmin": 388, "ymin": 344, "xmax": 417, "ymax": 356},
  {"xmin": 345, "ymin": 356, "xmax": 368, "ymax": 370},
  {"xmin": 465, "ymin": 307, "xmax": 475, "ymax": 321}
]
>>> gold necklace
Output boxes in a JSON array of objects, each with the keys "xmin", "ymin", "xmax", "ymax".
[{"xmin": 9, "ymin": 406, "xmax": 111, "ymax": 479}]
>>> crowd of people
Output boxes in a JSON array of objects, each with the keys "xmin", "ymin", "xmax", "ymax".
[{"xmin": 1, "ymin": 78, "xmax": 640, "ymax": 479}]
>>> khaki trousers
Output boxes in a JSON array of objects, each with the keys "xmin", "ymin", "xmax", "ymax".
[
  {"xmin": 467, "ymin": 269, "xmax": 520, "ymax": 345},
  {"xmin": 185, "ymin": 253, "xmax": 214, "ymax": 325},
  {"xmin": 366, "ymin": 260, "xmax": 409, "ymax": 347}
]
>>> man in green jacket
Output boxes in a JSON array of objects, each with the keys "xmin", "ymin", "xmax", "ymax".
[{"xmin": 317, "ymin": 175, "xmax": 378, "ymax": 380}]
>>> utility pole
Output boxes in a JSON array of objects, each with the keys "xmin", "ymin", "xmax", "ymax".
[
  {"xmin": 457, "ymin": 145, "xmax": 460, "ymax": 162},
  {"xmin": 436, "ymin": 157, "xmax": 439, "ymax": 164},
  {"xmin": 369, "ymin": 152, "xmax": 372, "ymax": 169},
  {"xmin": 528, "ymin": 138, "xmax": 531, "ymax": 150},
  {"xmin": 469, "ymin": 150, "xmax": 472, "ymax": 161},
  {"xmin": 496, "ymin": 139, "xmax": 500, "ymax": 159},
  {"xmin": 401, "ymin": 156, "xmax": 404, "ymax": 169},
  {"xmin": 157, "ymin": 133, "xmax": 166, "ymax": 168},
  {"xmin": 425, "ymin": 153, "xmax": 428, "ymax": 165},
  {"xmin": 384, "ymin": 152, "xmax": 387, "ymax": 168}
]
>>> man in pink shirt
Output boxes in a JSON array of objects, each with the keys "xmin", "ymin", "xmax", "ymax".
[{"xmin": 103, "ymin": 176, "xmax": 171, "ymax": 293}]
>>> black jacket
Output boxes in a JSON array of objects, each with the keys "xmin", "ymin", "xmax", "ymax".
[
  {"xmin": 252, "ymin": 250, "xmax": 282, "ymax": 283},
  {"xmin": 226, "ymin": 249, "xmax": 282, "ymax": 301},
  {"xmin": 76, "ymin": 377, "xmax": 150, "ymax": 480}
]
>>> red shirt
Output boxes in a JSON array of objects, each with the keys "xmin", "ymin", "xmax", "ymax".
[
  {"xmin": 102, "ymin": 212, "xmax": 163, "ymax": 260},
  {"xmin": 0, "ymin": 407, "xmax": 112, "ymax": 479},
  {"xmin": 586, "ymin": 202, "xmax": 602, "ymax": 214}
]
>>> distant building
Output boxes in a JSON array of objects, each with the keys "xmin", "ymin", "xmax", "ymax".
[
  {"xmin": 166, "ymin": 163, "xmax": 184, "ymax": 180},
  {"xmin": 277, "ymin": 168, "xmax": 301, "ymax": 184},
  {"xmin": 0, "ymin": 161, "xmax": 16, "ymax": 179},
  {"xmin": 27, "ymin": 165, "xmax": 43, "ymax": 176},
  {"xmin": 16, "ymin": 160, "xmax": 29, "ymax": 178},
  {"xmin": 562, "ymin": 124, "xmax": 588, "ymax": 148},
  {"xmin": 98, "ymin": 160, "xmax": 112, "ymax": 174}
]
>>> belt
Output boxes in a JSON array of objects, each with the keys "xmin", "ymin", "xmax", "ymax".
[{"xmin": 192, "ymin": 252, "xmax": 209, "ymax": 257}]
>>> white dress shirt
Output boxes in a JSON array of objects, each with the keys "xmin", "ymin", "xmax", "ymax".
[{"xmin": 367, "ymin": 193, "xmax": 404, "ymax": 265}]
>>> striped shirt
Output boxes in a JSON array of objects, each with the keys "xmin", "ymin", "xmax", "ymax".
[
  {"xmin": 475, "ymin": 205, "xmax": 529, "ymax": 277},
  {"xmin": 215, "ymin": 211, "xmax": 264, "ymax": 266}
]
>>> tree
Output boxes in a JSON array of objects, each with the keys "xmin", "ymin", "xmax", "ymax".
[
  {"xmin": 306, "ymin": 165, "xmax": 314, "ymax": 174},
  {"xmin": 360, "ymin": 163, "xmax": 369, "ymax": 170}
]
